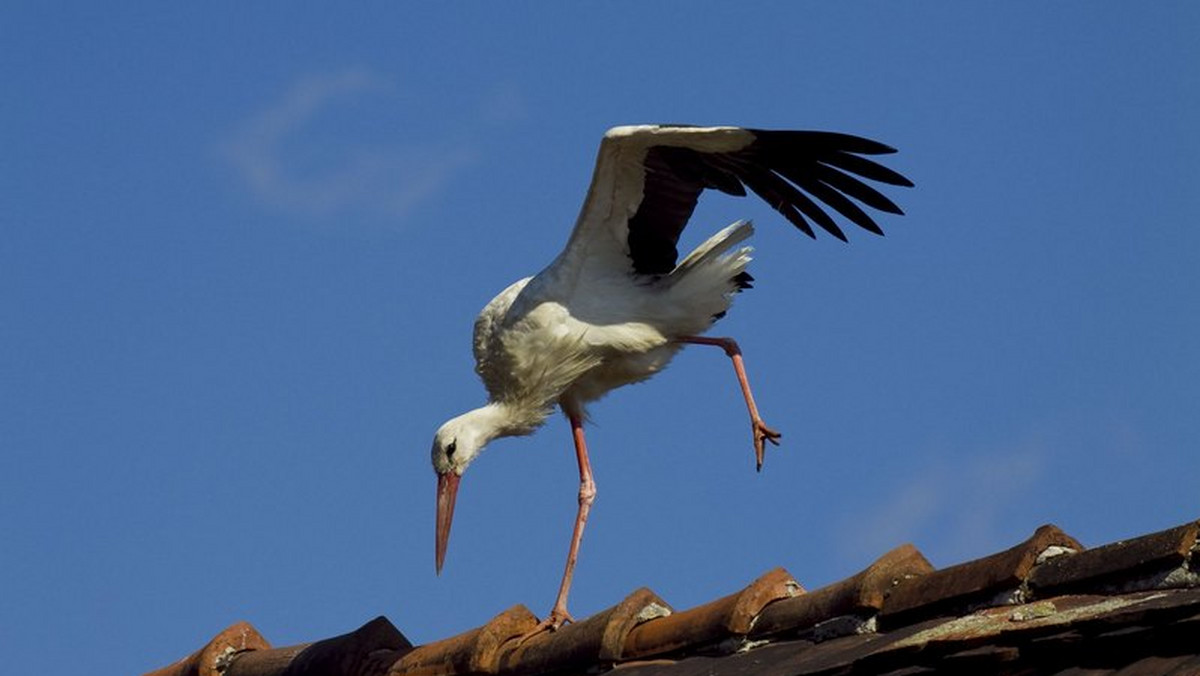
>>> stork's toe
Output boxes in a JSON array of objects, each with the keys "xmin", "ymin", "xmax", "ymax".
[
  {"xmin": 753, "ymin": 419, "xmax": 782, "ymax": 471},
  {"xmin": 519, "ymin": 607, "xmax": 575, "ymax": 644}
]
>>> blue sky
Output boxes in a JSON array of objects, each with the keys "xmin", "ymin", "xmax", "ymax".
[{"xmin": 3, "ymin": 4, "xmax": 1198, "ymax": 674}]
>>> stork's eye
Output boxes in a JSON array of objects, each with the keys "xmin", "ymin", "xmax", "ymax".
[{"xmin": 446, "ymin": 440, "xmax": 457, "ymax": 458}]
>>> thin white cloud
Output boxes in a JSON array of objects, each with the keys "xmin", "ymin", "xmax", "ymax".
[
  {"xmin": 477, "ymin": 81, "xmax": 529, "ymax": 125},
  {"xmin": 219, "ymin": 68, "xmax": 477, "ymax": 221},
  {"xmin": 838, "ymin": 437, "xmax": 1047, "ymax": 565}
]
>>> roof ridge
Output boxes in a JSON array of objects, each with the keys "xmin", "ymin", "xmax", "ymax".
[{"xmin": 143, "ymin": 517, "xmax": 1200, "ymax": 676}]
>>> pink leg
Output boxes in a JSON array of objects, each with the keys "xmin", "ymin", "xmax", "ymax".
[
  {"xmin": 524, "ymin": 413, "xmax": 596, "ymax": 638},
  {"xmin": 678, "ymin": 336, "xmax": 782, "ymax": 471}
]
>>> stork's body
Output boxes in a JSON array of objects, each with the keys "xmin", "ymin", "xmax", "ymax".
[{"xmin": 431, "ymin": 125, "xmax": 912, "ymax": 633}]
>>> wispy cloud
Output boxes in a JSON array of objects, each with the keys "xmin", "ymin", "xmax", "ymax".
[
  {"xmin": 837, "ymin": 436, "xmax": 1047, "ymax": 565},
  {"xmin": 219, "ymin": 68, "xmax": 477, "ymax": 221},
  {"xmin": 477, "ymin": 81, "xmax": 528, "ymax": 125}
]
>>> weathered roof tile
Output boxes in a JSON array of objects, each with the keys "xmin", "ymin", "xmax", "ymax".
[
  {"xmin": 498, "ymin": 587, "xmax": 671, "ymax": 674},
  {"xmin": 145, "ymin": 621, "xmax": 270, "ymax": 676},
  {"xmin": 224, "ymin": 616, "xmax": 409, "ymax": 676},
  {"xmin": 751, "ymin": 543, "xmax": 933, "ymax": 640},
  {"xmin": 391, "ymin": 605, "xmax": 536, "ymax": 676},
  {"xmin": 143, "ymin": 517, "xmax": 1200, "ymax": 676},
  {"xmin": 622, "ymin": 567, "xmax": 801, "ymax": 659},
  {"xmin": 881, "ymin": 524, "xmax": 1082, "ymax": 626},
  {"xmin": 1029, "ymin": 519, "xmax": 1199, "ymax": 596}
]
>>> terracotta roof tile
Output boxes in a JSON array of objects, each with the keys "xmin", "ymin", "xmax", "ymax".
[
  {"xmin": 391, "ymin": 605, "xmax": 536, "ymax": 676},
  {"xmin": 225, "ymin": 616, "xmax": 410, "ymax": 676},
  {"xmin": 144, "ymin": 517, "xmax": 1200, "ymax": 676},
  {"xmin": 1029, "ymin": 520, "xmax": 1199, "ymax": 596},
  {"xmin": 750, "ymin": 543, "xmax": 933, "ymax": 640},
  {"xmin": 499, "ymin": 587, "xmax": 671, "ymax": 674},
  {"xmin": 621, "ymin": 567, "xmax": 801, "ymax": 659},
  {"xmin": 145, "ymin": 621, "xmax": 270, "ymax": 676},
  {"xmin": 613, "ymin": 621, "xmax": 941, "ymax": 676},
  {"xmin": 880, "ymin": 524, "xmax": 1083, "ymax": 626},
  {"xmin": 614, "ymin": 590, "xmax": 1200, "ymax": 676}
]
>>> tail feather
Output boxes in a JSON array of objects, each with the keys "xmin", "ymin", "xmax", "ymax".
[
  {"xmin": 666, "ymin": 220, "xmax": 755, "ymax": 330},
  {"xmin": 672, "ymin": 220, "xmax": 755, "ymax": 274}
]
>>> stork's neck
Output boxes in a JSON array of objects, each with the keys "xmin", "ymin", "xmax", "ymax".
[{"xmin": 466, "ymin": 400, "xmax": 549, "ymax": 441}]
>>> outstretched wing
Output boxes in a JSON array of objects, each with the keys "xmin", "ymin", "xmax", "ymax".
[{"xmin": 552, "ymin": 125, "xmax": 914, "ymax": 280}]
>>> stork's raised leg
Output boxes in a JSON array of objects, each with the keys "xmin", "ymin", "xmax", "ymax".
[
  {"xmin": 678, "ymin": 336, "xmax": 782, "ymax": 471},
  {"xmin": 524, "ymin": 413, "xmax": 596, "ymax": 639}
]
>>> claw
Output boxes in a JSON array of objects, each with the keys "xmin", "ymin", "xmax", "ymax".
[
  {"xmin": 518, "ymin": 606, "xmax": 575, "ymax": 644},
  {"xmin": 753, "ymin": 418, "xmax": 782, "ymax": 471}
]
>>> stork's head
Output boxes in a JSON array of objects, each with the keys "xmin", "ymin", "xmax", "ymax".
[
  {"xmin": 431, "ymin": 403, "xmax": 547, "ymax": 573},
  {"xmin": 431, "ymin": 410, "xmax": 493, "ymax": 574}
]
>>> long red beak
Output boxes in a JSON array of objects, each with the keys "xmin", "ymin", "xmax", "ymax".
[{"xmin": 435, "ymin": 471, "xmax": 461, "ymax": 574}]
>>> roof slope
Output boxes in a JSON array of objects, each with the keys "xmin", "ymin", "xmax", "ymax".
[{"xmin": 145, "ymin": 517, "xmax": 1200, "ymax": 676}]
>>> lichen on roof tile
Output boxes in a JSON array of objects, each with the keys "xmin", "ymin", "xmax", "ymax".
[
  {"xmin": 1029, "ymin": 519, "xmax": 1200, "ymax": 596},
  {"xmin": 498, "ymin": 587, "xmax": 671, "ymax": 674},
  {"xmin": 751, "ymin": 543, "xmax": 933, "ymax": 640},
  {"xmin": 144, "ymin": 621, "xmax": 270, "ymax": 676},
  {"xmin": 880, "ymin": 524, "xmax": 1083, "ymax": 626},
  {"xmin": 621, "ymin": 567, "xmax": 800, "ymax": 660}
]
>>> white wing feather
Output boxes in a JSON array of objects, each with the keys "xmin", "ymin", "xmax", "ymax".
[{"xmin": 543, "ymin": 125, "xmax": 756, "ymax": 298}]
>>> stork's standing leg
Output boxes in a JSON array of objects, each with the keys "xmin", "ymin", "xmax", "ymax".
[
  {"xmin": 678, "ymin": 336, "xmax": 782, "ymax": 471},
  {"xmin": 524, "ymin": 412, "xmax": 596, "ymax": 638}
]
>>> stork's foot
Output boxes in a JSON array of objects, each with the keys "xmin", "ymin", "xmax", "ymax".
[
  {"xmin": 753, "ymin": 418, "xmax": 782, "ymax": 472},
  {"xmin": 519, "ymin": 606, "xmax": 575, "ymax": 644},
  {"xmin": 675, "ymin": 335, "xmax": 782, "ymax": 471}
]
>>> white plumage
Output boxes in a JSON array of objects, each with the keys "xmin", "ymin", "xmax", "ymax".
[{"xmin": 431, "ymin": 124, "xmax": 912, "ymax": 634}]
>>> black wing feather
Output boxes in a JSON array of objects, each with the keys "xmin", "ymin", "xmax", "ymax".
[
  {"xmin": 756, "ymin": 130, "xmax": 900, "ymax": 156},
  {"xmin": 625, "ymin": 127, "xmax": 913, "ymax": 275},
  {"xmin": 730, "ymin": 159, "xmax": 844, "ymax": 240},
  {"xmin": 626, "ymin": 147, "xmax": 705, "ymax": 275},
  {"xmin": 789, "ymin": 173, "xmax": 886, "ymax": 236},
  {"xmin": 819, "ymin": 151, "xmax": 914, "ymax": 187},
  {"xmin": 811, "ymin": 163, "xmax": 905, "ymax": 215}
]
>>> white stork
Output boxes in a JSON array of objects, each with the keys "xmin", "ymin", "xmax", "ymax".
[{"xmin": 431, "ymin": 124, "xmax": 912, "ymax": 633}]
